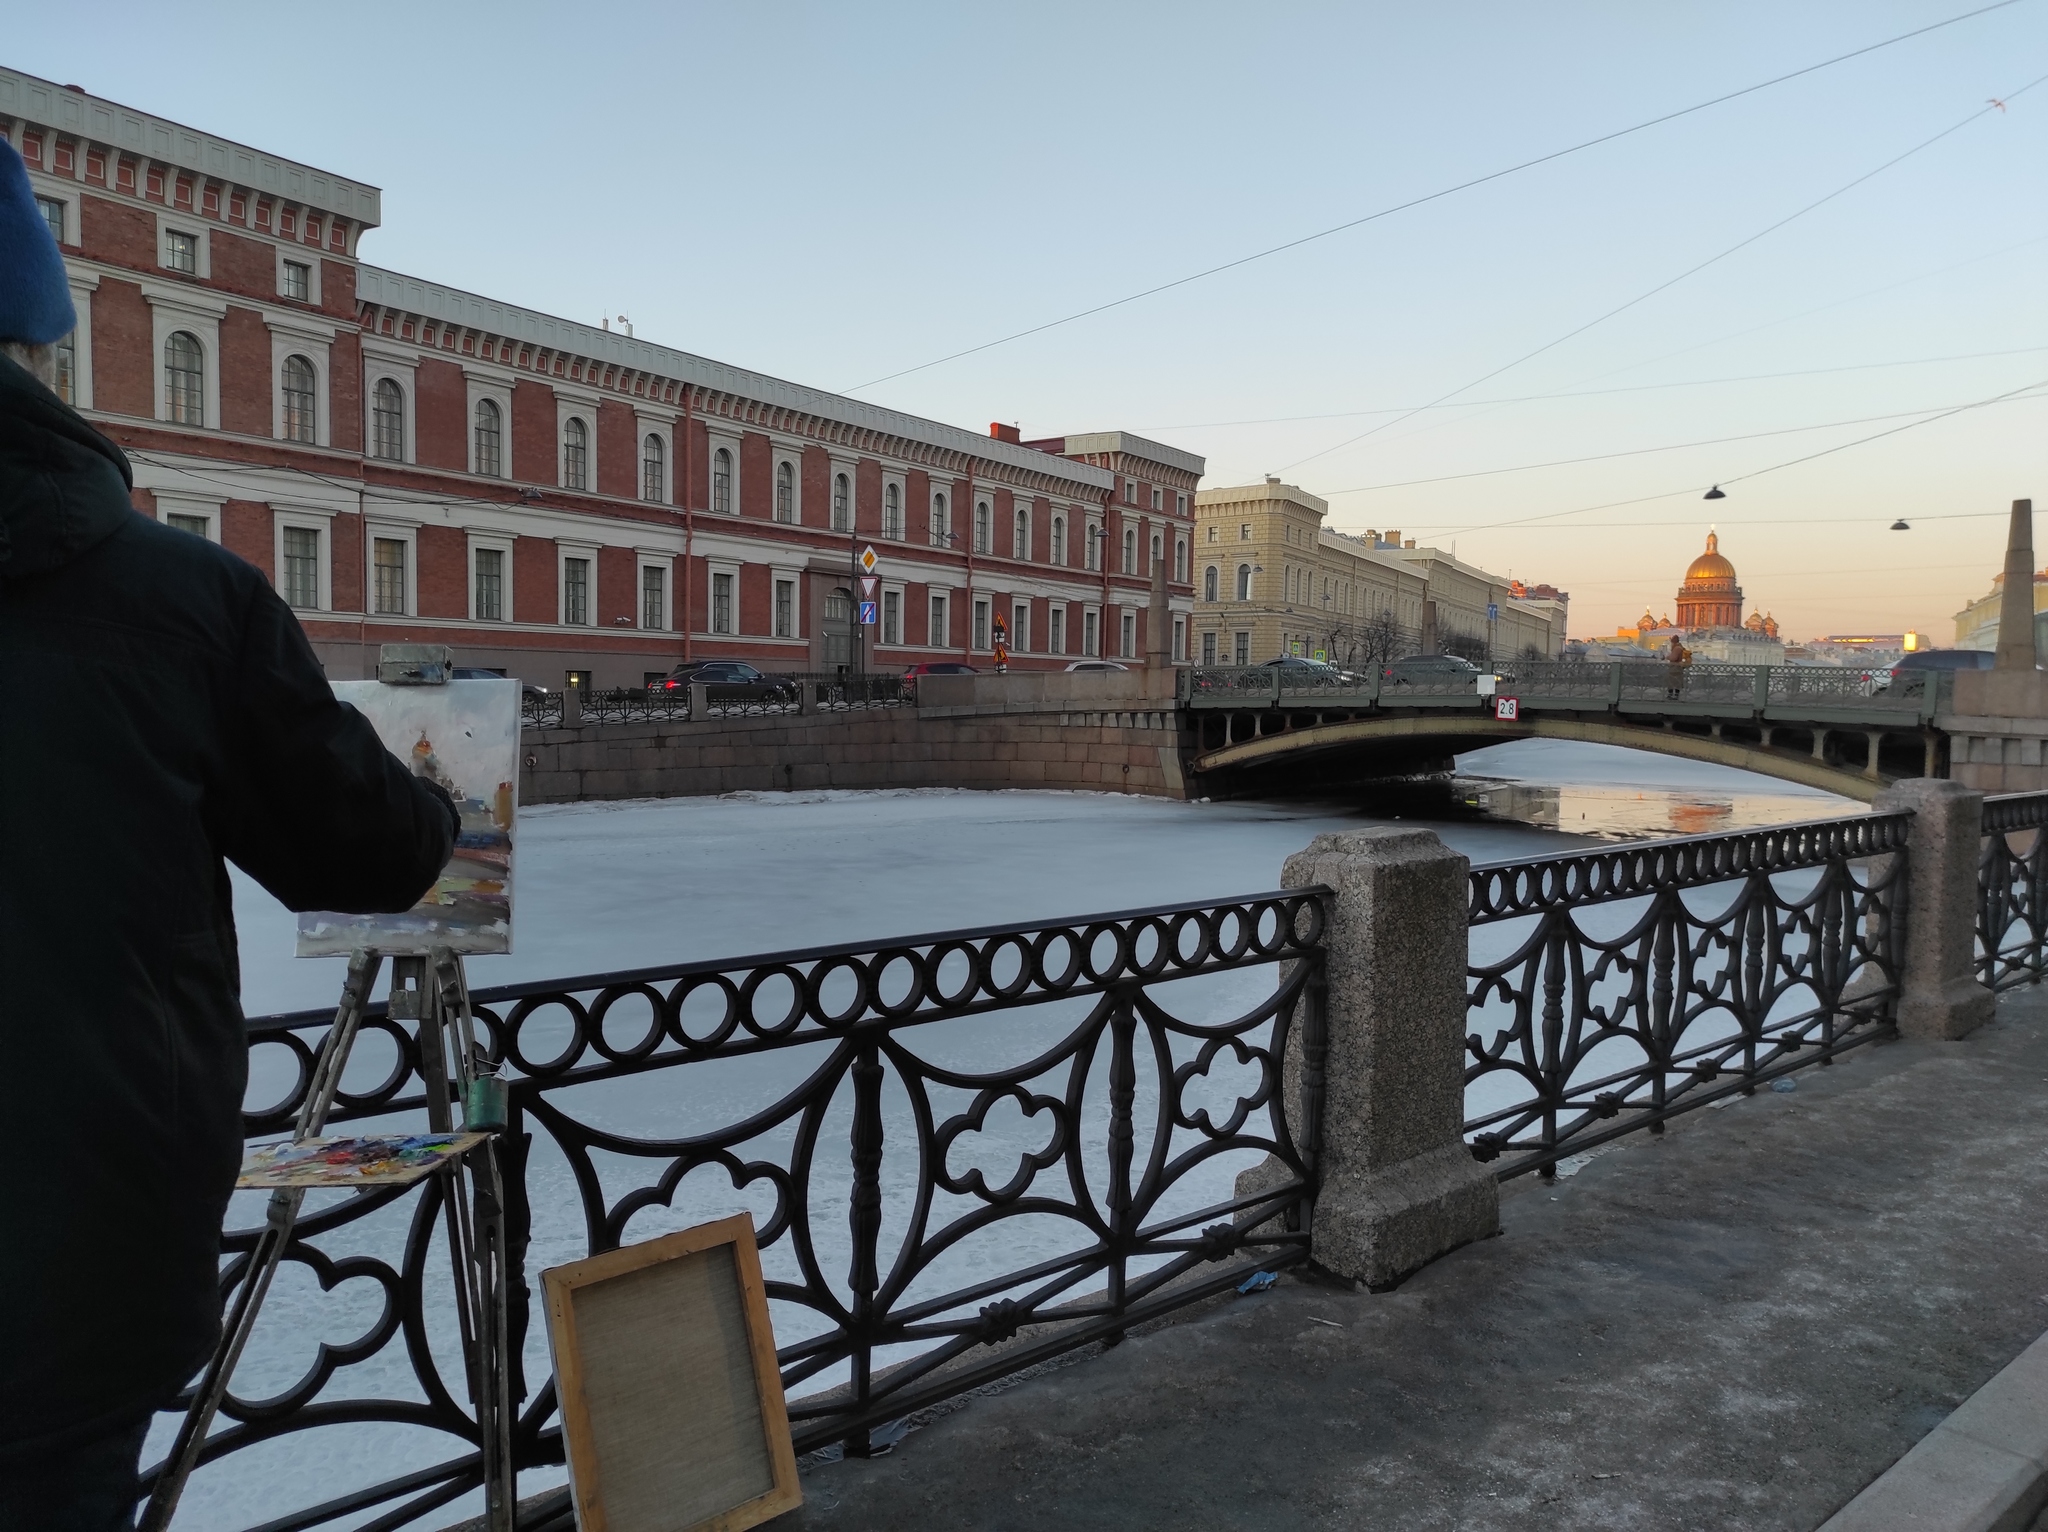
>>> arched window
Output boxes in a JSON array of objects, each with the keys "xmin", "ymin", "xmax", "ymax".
[
  {"xmin": 884, "ymin": 482, "xmax": 903, "ymax": 540},
  {"xmin": 1175, "ymin": 538, "xmax": 1188, "ymax": 583},
  {"xmin": 164, "ymin": 331, "xmax": 205, "ymax": 425},
  {"xmin": 1203, "ymin": 566, "xmax": 1219, "ymax": 602},
  {"xmin": 832, "ymin": 472, "xmax": 851, "ymax": 532},
  {"xmin": 1122, "ymin": 527, "xmax": 1137, "ymax": 574},
  {"xmin": 1236, "ymin": 564, "xmax": 1252, "ymax": 601},
  {"xmin": 1052, "ymin": 516, "xmax": 1067, "ymax": 565},
  {"xmin": 280, "ymin": 353, "xmax": 316, "ymax": 443},
  {"xmin": 562, "ymin": 416, "xmax": 588, "ymax": 490},
  {"xmin": 1013, "ymin": 508, "xmax": 1030, "ymax": 561},
  {"xmin": 473, "ymin": 398, "xmax": 502, "ymax": 477},
  {"xmin": 1150, "ymin": 532, "xmax": 1163, "ymax": 576},
  {"xmin": 371, "ymin": 377, "xmax": 404, "ymax": 460},
  {"xmin": 775, "ymin": 460, "xmax": 796, "ymax": 522},
  {"xmin": 973, "ymin": 501, "xmax": 991, "ymax": 555},
  {"xmin": 712, "ymin": 448, "xmax": 733, "ymax": 514},
  {"xmin": 1085, "ymin": 521, "xmax": 1100, "ymax": 571},
  {"xmin": 641, "ymin": 433, "xmax": 665, "ymax": 502},
  {"xmin": 930, "ymin": 491, "xmax": 949, "ymax": 547}
]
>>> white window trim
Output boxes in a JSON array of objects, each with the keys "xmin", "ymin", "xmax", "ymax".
[
  {"xmin": 361, "ymin": 343, "xmax": 418, "ymax": 465},
  {"xmin": 1120, "ymin": 608, "xmax": 1137, "ymax": 660},
  {"xmin": 828, "ymin": 456, "xmax": 858, "ymax": 533},
  {"xmin": 365, "ymin": 521, "xmax": 419, "ymax": 618},
  {"xmin": 143, "ymin": 282, "xmax": 226, "ymax": 429},
  {"xmin": 155, "ymin": 210, "xmax": 210, "ymax": 279},
  {"xmin": 268, "ymin": 319, "xmax": 334, "ymax": 447},
  {"xmin": 467, "ymin": 533, "xmax": 515, "ymax": 623},
  {"xmin": 930, "ymin": 488, "xmax": 951, "ymax": 548},
  {"xmin": 556, "ymin": 397, "xmax": 598, "ymax": 493},
  {"xmin": 879, "ymin": 580, "xmax": 906, "ymax": 646},
  {"xmin": 634, "ymin": 408, "xmax": 676, "ymax": 504},
  {"xmin": 25, "ymin": 169, "xmax": 79, "ymax": 246},
  {"xmin": 880, "ymin": 473, "xmax": 907, "ymax": 540},
  {"xmin": 705, "ymin": 560, "xmax": 741, "ymax": 636},
  {"xmin": 275, "ymin": 247, "xmax": 322, "ymax": 307},
  {"xmin": 465, "ymin": 368, "xmax": 516, "ymax": 478},
  {"xmin": 971, "ymin": 594, "xmax": 992, "ymax": 652},
  {"xmin": 152, "ymin": 492, "xmax": 222, "ymax": 543},
  {"xmin": 272, "ymin": 506, "xmax": 334, "ymax": 613},
  {"xmin": 772, "ymin": 453, "xmax": 801, "ymax": 525},
  {"xmin": 1172, "ymin": 614, "xmax": 1188, "ymax": 663},
  {"xmin": 636, "ymin": 552, "xmax": 673, "ymax": 631},
  {"xmin": 1011, "ymin": 502, "xmax": 1032, "ymax": 563},
  {"xmin": 770, "ymin": 566, "xmax": 800, "ymax": 639},
  {"xmin": 928, "ymin": 589, "xmax": 950, "ymax": 647},
  {"xmin": 1010, "ymin": 598, "xmax": 1031, "ymax": 655},
  {"xmin": 706, "ymin": 432, "xmax": 741, "ymax": 516},
  {"xmin": 1048, "ymin": 600, "xmax": 1068, "ymax": 656},
  {"xmin": 1082, "ymin": 604, "xmax": 1102, "ymax": 658},
  {"xmin": 557, "ymin": 541, "xmax": 600, "ymax": 627},
  {"xmin": 61, "ymin": 270, "xmax": 96, "ymax": 410}
]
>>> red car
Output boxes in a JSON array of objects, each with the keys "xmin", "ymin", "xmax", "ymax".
[{"xmin": 901, "ymin": 662, "xmax": 979, "ymax": 678}]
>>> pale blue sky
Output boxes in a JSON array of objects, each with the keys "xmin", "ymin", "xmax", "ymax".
[{"xmin": 14, "ymin": 2, "xmax": 2046, "ymax": 639}]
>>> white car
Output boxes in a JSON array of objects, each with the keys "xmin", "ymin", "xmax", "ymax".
[{"xmin": 1064, "ymin": 660, "xmax": 1129, "ymax": 672}]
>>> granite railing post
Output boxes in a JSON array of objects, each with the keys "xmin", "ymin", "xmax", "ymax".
[
  {"xmin": 1872, "ymin": 778, "xmax": 1996, "ymax": 1039},
  {"xmin": 561, "ymin": 685, "xmax": 583, "ymax": 727},
  {"xmin": 1268, "ymin": 826, "xmax": 1499, "ymax": 1288},
  {"xmin": 687, "ymin": 681, "xmax": 711, "ymax": 720}
]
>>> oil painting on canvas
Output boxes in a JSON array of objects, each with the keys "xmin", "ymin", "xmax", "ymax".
[{"xmin": 296, "ymin": 678, "xmax": 519, "ymax": 956}]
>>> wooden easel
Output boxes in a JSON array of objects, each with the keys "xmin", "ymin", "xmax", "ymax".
[{"xmin": 141, "ymin": 947, "xmax": 516, "ymax": 1532}]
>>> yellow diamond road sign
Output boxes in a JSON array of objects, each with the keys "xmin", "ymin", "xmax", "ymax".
[{"xmin": 858, "ymin": 545, "xmax": 879, "ymax": 574}]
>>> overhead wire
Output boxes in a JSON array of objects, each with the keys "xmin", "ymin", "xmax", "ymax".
[
  {"xmin": 838, "ymin": 0, "xmax": 2031, "ymax": 396},
  {"xmin": 1279, "ymin": 76, "xmax": 2048, "ymax": 474}
]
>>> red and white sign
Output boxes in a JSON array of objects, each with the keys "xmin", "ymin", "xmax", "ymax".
[{"xmin": 1494, "ymin": 696, "xmax": 1520, "ymax": 721}]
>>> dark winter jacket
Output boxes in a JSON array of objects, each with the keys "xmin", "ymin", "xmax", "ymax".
[{"xmin": 0, "ymin": 352, "xmax": 457, "ymax": 1454}]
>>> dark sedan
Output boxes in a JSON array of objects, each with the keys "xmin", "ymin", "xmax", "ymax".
[{"xmin": 656, "ymin": 660, "xmax": 796, "ymax": 702}]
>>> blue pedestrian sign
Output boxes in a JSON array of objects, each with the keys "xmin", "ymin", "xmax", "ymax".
[
  {"xmin": 858, "ymin": 601, "xmax": 878, "ymax": 626},
  {"xmin": 1487, "ymin": 602, "xmax": 1499, "ymax": 621}
]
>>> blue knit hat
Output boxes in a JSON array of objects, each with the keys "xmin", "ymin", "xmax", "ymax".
[{"xmin": 0, "ymin": 137, "xmax": 76, "ymax": 345}]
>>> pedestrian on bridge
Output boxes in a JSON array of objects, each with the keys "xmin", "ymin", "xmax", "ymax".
[
  {"xmin": 0, "ymin": 138, "xmax": 458, "ymax": 1532},
  {"xmin": 1666, "ymin": 634, "xmax": 1693, "ymax": 701}
]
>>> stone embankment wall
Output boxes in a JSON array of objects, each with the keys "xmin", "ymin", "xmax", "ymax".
[
  {"xmin": 519, "ymin": 670, "xmax": 1192, "ymax": 804},
  {"xmin": 1941, "ymin": 669, "xmax": 2048, "ymax": 794}
]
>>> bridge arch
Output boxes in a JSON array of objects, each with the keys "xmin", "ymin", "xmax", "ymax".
[{"xmin": 1190, "ymin": 713, "xmax": 1903, "ymax": 802}]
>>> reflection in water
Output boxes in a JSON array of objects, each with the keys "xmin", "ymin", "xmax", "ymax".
[{"xmin": 1450, "ymin": 776, "xmax": 1862, "ymax": 841}]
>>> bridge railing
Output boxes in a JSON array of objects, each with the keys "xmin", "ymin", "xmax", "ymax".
[
  {"xmin": 168, "ymin": 893, "xmax": 1329, "ymax": 1528},
  {"xmin": 523, "ymin": 674, "xmax": 915, "ymax": 729},
  {"xmin": 1181, "ymin": 660, "xmax": 1946, "ymax": 720},
  {"xmin": 1463, "ymin": 813, "xmax": 1910, "ymax": 1178},
  {"xmin": 1979, "ymin": 790, "xmax": 2048, "ymax": 990}
]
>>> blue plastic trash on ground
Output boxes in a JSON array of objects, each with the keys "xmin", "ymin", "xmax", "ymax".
[{"xmin": 1237, "ymin": 1270, "xmax": 1278, "ymax": 1294}]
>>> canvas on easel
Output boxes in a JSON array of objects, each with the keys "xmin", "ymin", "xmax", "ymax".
[
  {"xmin": 542, "ymin": 1216, "xmax": 801, "ymax": 1532},
  {"xmin": 296, "ymin": 676, "xmax": 520, "ymax": 956}
]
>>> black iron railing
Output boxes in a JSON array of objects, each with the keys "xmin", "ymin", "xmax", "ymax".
[
  {"xmin": 1463, "ymin": 814, "xmax": 1909, "ymax": 1178},
  {"xmin": 158, "ymin": 892, "xmax": 1328, "ymax": 1530},
  {"xmin": 522, "ymin": 674, "xmax": 914, "ymax": 730},
  {"xmin": 1979, "ymin": 791, "xmax": 2048, "ymax": 991}
]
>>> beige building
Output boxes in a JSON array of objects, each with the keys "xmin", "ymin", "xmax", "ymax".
[
  {"xmin": 1955, "ymin": 566, "xmax": 2048, "ymax": 652},
  {"xmin": 1190, "ymin": 478, "xmax": 1566, "ymax": 667}
]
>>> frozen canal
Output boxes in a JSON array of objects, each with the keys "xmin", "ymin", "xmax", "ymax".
[{"xmin": 176, "ymin": 742, "xmax": 1860, "ymax": 1529}]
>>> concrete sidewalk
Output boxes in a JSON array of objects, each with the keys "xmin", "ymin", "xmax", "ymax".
[{"xmin": 789, "ymin": 987, "xmax": 2048, "ymax": 1531}]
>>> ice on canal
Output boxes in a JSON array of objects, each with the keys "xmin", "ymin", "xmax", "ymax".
[{"xmin": 172, "ymin": 744, "xmax": 1861, "ymax": 1529}]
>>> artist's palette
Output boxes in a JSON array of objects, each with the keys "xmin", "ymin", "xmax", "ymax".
[{"xmin": 238, "ymin": 1132, "xmax": 490, "ymax": 1187}]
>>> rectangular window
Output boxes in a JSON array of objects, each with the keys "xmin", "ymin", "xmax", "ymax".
[
  {"xmin": 882, "ymin": 589, "xmax": 901, "ymax": 645},
  {"xmin": 166, "ymin": 513, "xmax": 209, "ymax": 538},
  {"xmin": 1239, "ymin": 524, "xmax": 1252, "ymax": 540},
  {"xmin": 281, "ymin": 526, "xmax": 319, "ymax": 609},
  {"xmin": 54, "ymin": 330, "xmax": 75, "ymax": 405},
  {"xmin": 165, "ymin": 229, "xmax": 197, "ymax": 274},
  {"xmin": 1173, "ymin": 616, "xmax": 1186, "ymax": 662},
  {"xmin": 1121, "ymin": 611, "xmax": 1136, "ymax": 658},
  {"xmin": 1234, "ymin": 631, "xmax": 1250, "ymax": 665},
  {"xmin": 1083, "ymin": 609, "xmax": 1099, "ymax": 657},
  {"xmin": 1085, "ymin": 523, "xmax": 1100, "ymax": 571},
  {"xmin": 372, "ymin": 537, "xmax": 407, "ymax": 615},
  {"xmin": 973, "ymin": 598, "xmax": 990, "ymax": 651},
  {"xmin": 929, "ymin": 594, "xmax": 947, "ymax": 647},
  {"xmin": 711, "ymin": 571, "xmax": 734, "ymax": 634},
  {"xmin": 773, "ymin": 578, "xmax": 794, "ymax": 639},
  {"xmin": 563, "ymin": 557, "xmax": 591, "ymax": 625},
  {"xmin": 281, "ymin": 259, "xmax": 310, "ymax": 301},
  {"xmin": 1177, "ymin": 493, "xmax": 1189, "ymax": 516},
  {"xmin": 1152, "ymin": 487, "xmax": 1164, "ymax": 511},
  {"xmin": 1201, "ymin": 631, "xmax": 1218, "ymax": 666},
  {"xmin": 642, "ymin": 564, "xmax": 666, "ymax": 630},
  {"xmin": 474, "ymin": 547, "xmax": 505, "ymax": 621},
  {"xmin": 1050, "ymin": 606, "xmax": 1066, "ymax": 655},
  {"xmin": 1012, "ymin": 600, "xmax": 1030, "ymax": 655},
  {"xmin": 36, "ymin": 195, "xmax": 64, "ymax": 246}
]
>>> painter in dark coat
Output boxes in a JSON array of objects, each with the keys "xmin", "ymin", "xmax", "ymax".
[{"xmin": 0, "ymin": 348, "xmax": 457, "ymax": 1469}]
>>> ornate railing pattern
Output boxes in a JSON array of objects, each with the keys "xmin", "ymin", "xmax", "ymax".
[
  {"xmin": 1463, "ymin": 814, "xmax": 1909, "ymax": 1178},
  {"xmin": 1979, "ymin": 791, "xmax": 2048, "ymax": 990},
  {"xmin": 158, "ymin": 893, "xmax": 1328, "ymax": 1530},
  {"xmin": 522, "ymin": 674, "xmax": 915, "ymax": 730}
]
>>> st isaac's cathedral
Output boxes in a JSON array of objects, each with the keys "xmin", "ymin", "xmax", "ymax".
[{"xmin": 1605, "ymin": 530, "xmax": 1783, "ymax": 662}]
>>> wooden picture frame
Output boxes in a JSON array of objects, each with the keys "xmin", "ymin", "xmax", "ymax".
[{"xmin": 542, "ymin": 1215, "xmax": 801, "ymax": 1532}]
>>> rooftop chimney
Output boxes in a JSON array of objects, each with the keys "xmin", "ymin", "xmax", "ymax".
[{"xmin": 989, "ymin": 422, "xmax": 1021, "ymax": 445}]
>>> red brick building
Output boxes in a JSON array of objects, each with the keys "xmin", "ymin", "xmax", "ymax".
[{"xmin": 4, "ymin": 66, "xmax": 1202, "ymax": 687}]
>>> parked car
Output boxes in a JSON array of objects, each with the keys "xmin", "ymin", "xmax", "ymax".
[
  {"xmin": 1384, "ymin": 654, "xmax": 1481, "ymax": 686},
  {"xmin": 655, "ymin": 660, "xmax": 796, "ymax": 703},
  {"xmin": 1259, "ymin": 655, "xmax": 1363, "ymax": 685},
  {"xmin": 902, "ymin": 662, "xmax": 979, "ymax": 678},
  {"xmin": 1064, "ymin": 659, "xmax": 1129, "ymax": 672},
  {"xmin": 1872, "ymin": 648, "xmax": 1997, "ymax": 691},
  {"xmin": 453, "ymin": 667, "xmax": 548, "ymax": 701}
]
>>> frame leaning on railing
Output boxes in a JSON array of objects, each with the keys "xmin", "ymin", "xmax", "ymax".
[
  {"xmin": 1979, "ymin": 790, "xmax": 2048, "ymax": 991},
  {"xmin": 1463, "ymin": 813, "xmax": 1910, "ymax": 1178},
  {"xmin": 154, "ymin": 891, "xmax": 1329, "ymax": 1531}
]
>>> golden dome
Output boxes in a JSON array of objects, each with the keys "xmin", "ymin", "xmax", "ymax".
[{"xmin": 1684, "ymin": 530, "xmax": 1737, "ymax": 586}]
